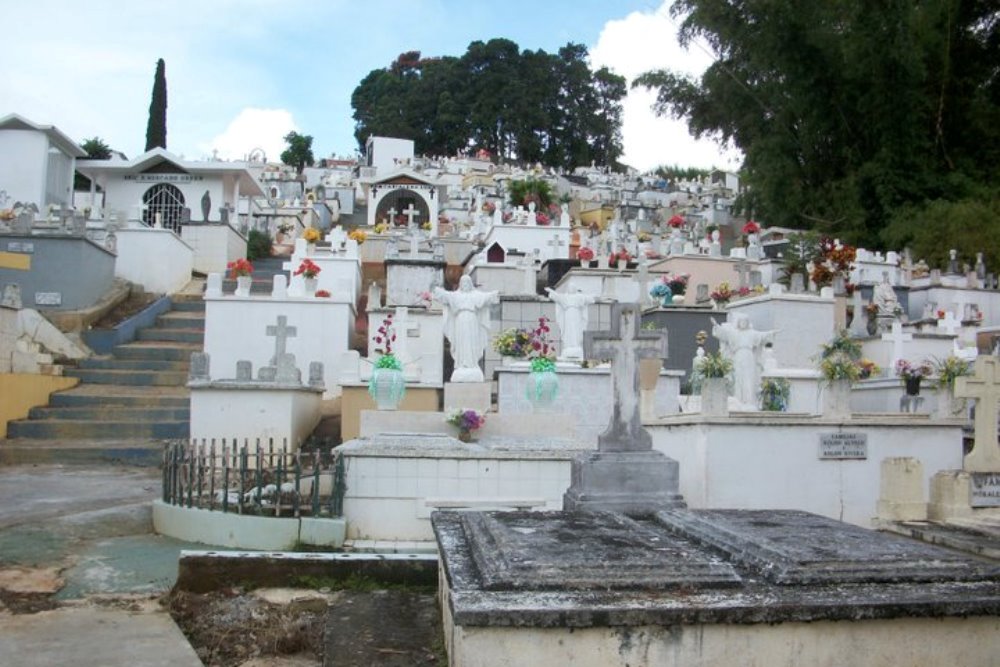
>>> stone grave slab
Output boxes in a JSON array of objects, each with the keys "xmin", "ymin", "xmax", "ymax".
[
  {"xmin": 462, "ymin": 510, "xmax": 740, "ymax": 592},
  {"xmin": 655, "ymin": 509, "xmax": 1000, "ymax": 585}
]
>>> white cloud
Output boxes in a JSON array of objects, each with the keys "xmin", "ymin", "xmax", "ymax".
[
  {"xmin": 198, "ymin": 109, "xmax": 299, "ymax": 162},
  {"xmin": 590, "ymin": 2, "xmax": 742, "ymax": 172}
]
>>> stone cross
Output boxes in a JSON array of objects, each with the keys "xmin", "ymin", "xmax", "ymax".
[
  {"xmin": 937, "ymin": 311, "xmax": 962, "ymax": 336},
  {"xmin": 403, "ymin": 228, "xmax": 424, "ymax": 258},
  {"xmin": 849, "ymin": 289, "xmax": 868, "ymax": 336},
  {"xmin": 385, "ymin": 206, "xmax": 397, "ymax": 223},
  {"xmin": 547, "ymin": 234, "xmax": 566, "ymax": 258},
  {"xmin": 632, "ymin": 258, "xmax": 651, "ymax": 307},
  {"xmin": 402, "ymin": 203, "xmax": 420, "ymax": 228},
  {"xmin": 881, "ymin": 321, "xmax": 913, "ymax": 372},
  {"xmin": 266, "ymin": 315, "xmax": 297, "ymax": 367},
  {"xmin": 955, "ymin": 357, "xmax": 1000, "ymax": 472},
  {"xmin": 733, "ymin": 261, "xmax": 752, "ymax": 289},
  {"xmin": 583, "ymin": 303, "xmax": 668, "ymax": 453}
]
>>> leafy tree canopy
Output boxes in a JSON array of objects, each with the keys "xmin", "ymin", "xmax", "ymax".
[
  {"xmin": 280, "ymin": 132, "xmax": 315, "ymax": 173},
  {"xmin": 351, "ymin": 40, "xmax": 627, "ymax": 171},
  {"xmin": 81, "ymin": 137, "xmax": 112, "ymax": 160},
  {"xmin": 634, "ymin": 0, "xmax": 1000, "ymax": 253}
]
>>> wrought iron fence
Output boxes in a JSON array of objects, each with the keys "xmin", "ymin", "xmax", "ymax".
[{"xmin": 162, "ymin": 439, "xmax": 346, "ymax": 518}]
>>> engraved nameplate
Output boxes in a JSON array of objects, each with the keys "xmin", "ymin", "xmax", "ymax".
[{"xmin": 819, "ymin": 432, "xmax": 868, "ymax": 460}]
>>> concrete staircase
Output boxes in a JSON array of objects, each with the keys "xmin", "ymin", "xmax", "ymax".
[
  {"xmin": 5, "ymin": 297, "xmax": 204, "ymax": 442},
  {"xmin": 221, "ymin": 256, "xmax": 287, "ymax": 295}
]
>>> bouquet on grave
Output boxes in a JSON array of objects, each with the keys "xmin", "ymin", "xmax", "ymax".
[
  {"xmin": 227, "ymin": 258, "xmax": 253, "ymax": 279},
  {"xmin": 895, "ymin": 359, "xmax": 932, "ymax": 381},
  {"xmin": 577, "ymin": 247, "xmax": 595, "ymax": 262},
  {"xmin": 446, "ymin": 408, "xmax": 487, "ymax": 435},
  {"xmin": 294, "ymin": 259, "xmax": 321, "ymax": 279},
  {"xmin": 371, "ymin": 314, "xmax": 401, "ymax": 370},
  {"xmin": 302, "ymin": 227, "xmax": 321, "ymax": 243}
]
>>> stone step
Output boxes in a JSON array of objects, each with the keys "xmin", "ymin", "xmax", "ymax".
[
  {"xmin": 0, "ymin": 438, "xmax": 166, "ymax": 466},
  {"xmin": 136, "ymin": 328, "xmax": 204, "ymax": 344},
  {"xmin": 114, "ymin": 343, "xmax": 201, "ymax": 362},
  {"xmin": 155, "ymin": 313, "xmax": 205, "ymax": 330},
  {"xmin": 28, "ymin": 405, "xmax": 190, "ymax": 421},
  {"xmin": 63, "ymin": 368, "xmax": 190, "ymax": 387},
  {"xmin": 49, "ymin": 386, "xmax": 189, "ymax": 408},
  {"xmin": 78, "ymin": 357, "xmax": 190, "ymax": 372},
  {"xmin": 169, "ymin": 299, "xmax": 206, "ymax": 313},
  {"xmin": 6, "ymin": 419, "xmax": 189, "ymax": 440}
]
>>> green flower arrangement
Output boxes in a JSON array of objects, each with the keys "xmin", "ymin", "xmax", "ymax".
[
  {"xmin": 690, "ymin": 351, "xmax": 734, "ymax": 393},
  {"xmin": 530, "ymin": 357, "xmax": 556, "ymax": 373},
  {"xmin": 493, "ymin": 327, "xmax": 533, "ymax": 358},
  {"xmin": 760, "ymin": 377, "xmax": 790, "ymax": 411},
  {"xmin": 933, "ymin": 355, "xmax": 971, "ymax": 389},
  {"xmin": 818, "ymin": 330, "xmax": 867, "ymax": 384},
  {"xmin": 375, "ymin": 354, "xmax": 402, "ymax": 371}
]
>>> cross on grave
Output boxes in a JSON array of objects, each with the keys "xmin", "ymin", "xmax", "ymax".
[
  {"xmin": 733, "ymin": 260, "xmax": 752, "ymax": 289},
  {"xmin": 937, "ymin": 311, "xmax": 962, "ymax": 336},
  {"xmin": 402, "ymin": 228, "xmax": 424, "ymax": 258},
  {"xmin": 547, "ymin": 234, "xmax": 566, "ymax": 258},
  {"xmin": 632, "ymin": 258, "xmax": 651, "ymax": 307},
  {"xmin": 402, "ymin": 203, "xmax": 420, "ymax": 228},
  {"xmin": 583, "ymin": 303, "xmax": 668, "ymax": 453},
  {"xmin": 881, "ymin": 321, "xmax": 913, "ymax": 372},
  {"xmin": 955, "ymin": 357, "xmax": 1000, "ymax": 472},
  {"xmin": 266, "ymin": 315, "xmax": 297, "ymax": 367},
  {"xmin": 385, "ymin": 206, "xmax": 397, "ymax": 223}
]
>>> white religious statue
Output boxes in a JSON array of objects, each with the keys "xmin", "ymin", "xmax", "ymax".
[
  {"xmin": 711, "ymin": 314, "xmax": 776, "ymax": 408},
  {"xmin": 545, "ymin": 287, "xmax": 596, "ymax": 360},
  {"xmin": 559, "ymin": 203, "xmax": 570, "ymax": 227},
  {"xmin": 873, "ymin": 272, "xmax": 899, "ymax": 318},
  {"xmin": 433, "ymin": 275, "xmax": 499, "ymax": 382}
]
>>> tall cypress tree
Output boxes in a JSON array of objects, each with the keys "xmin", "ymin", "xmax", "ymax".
[{"xmin": 144, "ymin": 58, "xmax": 167, "ymax": 151}]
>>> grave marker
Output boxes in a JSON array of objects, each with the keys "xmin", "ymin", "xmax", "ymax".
[
  {"xmin": 954, "ymin": 357, "xmax": 1000, "ymax": 472},
  {"xmin": 881, "ymin": 321, "xmax": 913, "ymax": 372}
]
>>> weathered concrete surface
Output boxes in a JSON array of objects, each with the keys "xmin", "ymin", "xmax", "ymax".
[
  {"xmin": 324, "ymin": 590, "xmax": 441, "ymax": 667},
  {"xmin": 0, "ymin": 604, "xmax": 202, "ymax": 667}
]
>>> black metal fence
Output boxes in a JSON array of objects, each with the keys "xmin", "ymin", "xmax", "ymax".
[{"xmin": 162, "ymin": 439, "xmax": 346, "ymax": 518}]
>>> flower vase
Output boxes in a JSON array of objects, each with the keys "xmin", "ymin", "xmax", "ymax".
[
  {"xmin": 525, "ymin": 369, "xmax": 559, "ymax": 409},
  {"xmin": 369, "ymin": 367, "xmax": 406, "ymax": 410},
  {"xmin": 672, "ymin": 293, "xmax": 686, "ymax": 305},
  {"xmin": 905, "ymin": 377, "xmax": 922, "ymax": 396},
  {"xmin": 457, "ymin": 429, "xmax": 473, "ymax": 443},
  {"xmin": 823, "ymin": 379, "xmax": 852, "ymax": 418},
  {"xmin": 303, "ymin": 277, "xmax": 318, "ymax": 295},
  {"xmin": 235, "ymin": 275, "xmax": 252, "ymax": 297},
  {"xmin": 701, "ymin": 377, "xmax": 729, "ymax": 417}
]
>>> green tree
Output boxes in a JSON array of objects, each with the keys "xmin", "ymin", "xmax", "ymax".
[
  {"xmin": 144, "ymin": 58, "xmax": 167, "ymax": 151},
  {"xmin": 634, "ymin": 1, "xmax": 1000, "ymax": 248},
  {"xmin": 75, "ymin": 137, "xmax": 113, "ymax": 190},
  {"xmin": 508, "ymin": 178, "xmax": 552, "ymax": 209},
  {"xmin": 280, "ymin": 132, "xmax": 315, "ymax": 173}
]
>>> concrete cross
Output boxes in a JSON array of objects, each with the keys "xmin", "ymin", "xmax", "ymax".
[
  {"xmin": 547, "ymin": 234, "xmax": 566, "ymax": 258},
  {"xmin": 632, "ymin": 257, "xmax": 651, "ymax": 307},
  {"xmin": 881, "ymin": 321, "xmax": 913, "ymax": 372},
  {"xmin": 386, "ymin": 206, "xmax": 397, "ymax": 223},
  {"xmin": 584, "ymin": 303, "xmax": 668, "ymax": 453},
  {"xmin": 402, "ymin": 203, "xmax": 420, "ymax": 228},
  {"xmin": 955, "ymin": 357, "xmax": 1000, "ymax": 472},
  {"xmin": 266, "ymin": 315, "xmax": 297, "ymax": 366},
  {"xmin": 402, "ymin": 228, "xmax": 424, "ymax": 258},
  {"xmin": 938, "ymin": 311, "xmax": 962, "ymax": 336},
  {"xmin": 733, "ymin": 260, "xmax": 752, "ymax": 289}
]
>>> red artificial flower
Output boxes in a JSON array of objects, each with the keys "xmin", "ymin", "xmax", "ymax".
[
  {"xmin": 742, "ymin": 220, "xmax": 760, "ymax": 235},
  {"xmin": 668, "ymin": 215, "xmax": 685, "ymax": 228}
]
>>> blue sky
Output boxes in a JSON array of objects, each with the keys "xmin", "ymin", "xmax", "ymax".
[{"xmin": 1, "ymin": 0, "xmax": 740, "ymax": 171}]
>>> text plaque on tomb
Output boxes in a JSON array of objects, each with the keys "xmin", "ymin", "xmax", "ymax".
[
  {"xmin": 34, "ymin": 292, "xmax": 61, "ymax": 306},
  {"xmin": 970, "ymin": 472, "xmax": 1000, "ymax": 508},
  {"xmin": 819, "ymin": 432, "xmax": 868, "ymax": 460},
  {"xmin": 7, "ymin": 242, "xmax": 34, "ymax": 253}
]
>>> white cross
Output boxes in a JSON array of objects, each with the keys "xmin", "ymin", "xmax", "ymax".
[
  {"xmin": 881, "ymin": 321, "xmax": 913, "ymax": 372},
  {"xmin": 547, "ymin": 234, "xmax": 566, "ymax": 258},
  {"xmin": 402, "ymin": 203, "xmax": 420, "ymax": 228},
  {"xmin": 955, "ymin": 357, "xmax": 1000, "ymax": 472},
  {"xmin": 402, "ymin": 228, "xmax": 424, "ymax": 258},
  {"xmin": 584, "ymin": 303, "xmax": 667, "ymax": 453},
  {"xmin": 385, "ymin": 206, "xmax": 397, "ymax": 222},
  {"xmin": 937, "ymin": 311, "xmax": 962, "ymax": 336},
  {"xmin": 632, "ymin": 258, "xmax": 651, "ymax": 307},
  {"xmin": 265, "ymin": 315, "xmax": 297, "ymax": 366}
]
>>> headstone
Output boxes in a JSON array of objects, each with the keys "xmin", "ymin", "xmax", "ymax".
[
  {"xmin": 1, "ymin": 284, "xmax": 22, "ymax": 309},
  {"xmin": 849, "ymin": 289, "xmax": 867, "ymax": 336},
  {"xmin": 236, "ymin": 360, "xmax": 253, "ymax": 382},
  {"xmin": 790, "ymin": 273, "xmax": 805, "ymax": 294},
  {"xmin": 189, "ymin": 352, "xmax": 210, "ymax": 381},
  {"xmin": 14, "ymin": 212, "xmax": 32, "ymax": 234},
  {"xmin": 930, "ymin": 269, "xmax": 942, "ymax": 285},
  {"xmin": 179, "ymin": 208, "xmax": 192, "ymax": 225},
  {"xmin": 271, "ymin": 274, "xmax": 288, "ymax": 300},
  {"xmin": 367, "ymin": 282, "xmax": 383, "ymax": 311},
  {"xmin": 632, "ymin": 258, "xmax": 652, "ymax": 308},
  {"xmin": 386, "ymin": 236, "xmax": 399, "ymax": 259},
  {"xmin": 708, "ymin": 230, "xmax": 721, "ymax": 257},
  {"xmin": 749, "ymin": 271, "xmax": 763, "ymax": 289},
  {"xmin": 265, "ymin": 315, "xmax": 297, "ymax": 369},
  {"xmin": 563, "ymin": 303, "xmax": 683, "ymax": 514},
  {"xmin": 218, "ymin": 207, "xmax": 229, "ymax": 225},
  {"xmin": 205, "ymin": 273, "xmax": 223, "ymax": 298},
  {"xmin": 308, "ymin": 362, "xmax": 325, "ymax": 389},
  {"xmin": 695, "ymin": 283, "xmax": 710, "ymax": 304},
  {"xmin": 881, "ymin": 321, "xmax": 913, "ymax": 372},
  {"xmin": 955, "ymin": 357, "xmax": 1000, "ymax": 472},
  {"xmin": 976, "ymin": 253, "xmax": 987, "ymax": 281},
  {"xmin": 547, "ymin": 234, "xmax": 566, "ymax": 259}
]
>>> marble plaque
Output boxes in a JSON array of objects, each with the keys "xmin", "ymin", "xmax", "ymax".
[
  {"xmin": 34, "ymin": 292, "xmax": 61, "ymax": 306},
  {"xmin": 655, "ymin": 509, "xmax": 1000, "ymax": 585},
  {"xmin": 970, "ymin": 472, "xmax": 1000, "ymax": 508},
  {"xmin": 461, "ymin": 511, "xmax": 740, "ymax": 591},
  {"xmin": 819, "ymin": 432, "xmax": 868, "ymax": 459},
  {"xmin": 6, "ymin": 241, "xmax": 34, "ymax": 253}
]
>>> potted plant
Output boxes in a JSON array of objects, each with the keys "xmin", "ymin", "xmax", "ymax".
[
  {"xmin": 227, "ymin": 258, "xmax": 254, "ymax": 297},
  {"xmin": 933, "ymin": 355, "xmax": 971, "ymax": 418},
  {"xmin": 275, "ymin": 221, "xmax": 293, "ymax": 243},
  {"xmin": 294, "ymin": 259, "xmax": 322, "ymax": 294},
  {"xmin": 524, "ymin": 317, "xmax": 559, "ymax": 408},
  {"xmin": 693, "ymin": 351, "xmax": 733, "ymax": 416},
  {"xmin": 446, "ymin": 408, "xmax": 486, "ymax": 442},
  {"xmin": 368, "ymin": 314, "xmax": 405, "ymax": 410},
  {"xmin": 649, "ymin": 280, "xmax": 672, "ymax": 307},
  {"xmin": 895, "ymin": 359, "xmax": 933, "ymax": 396}
]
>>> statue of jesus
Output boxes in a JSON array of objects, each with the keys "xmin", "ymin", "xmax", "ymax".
[
  {"xmin": 433, "ymin": 276, "xmax": 499, "ymax": 382},
  {"xmin": 546, "ymin": 287, "xmax": 596, "ymax": 360},
  {"xmin": 711, "ymin": 314, "xmax": 776, "ymax": 408}
]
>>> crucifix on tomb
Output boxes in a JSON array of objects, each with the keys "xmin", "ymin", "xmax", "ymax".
[
  {"xmin": 564, "ymin": 302, "xmax": 684, "ymax": 514},
  {"xmin": 632, "ymin": 257, "xmax": 651, "ymax": 307},
  {"xmin": 385, "ymin": 206, "xmax": 397, "ymax": 224},
  {"xmin": 584, "ymin": 303, "xmax": 668, "ymax": 453},
  {"xmin": 937, "ymin": 311, "xmax": 962, "ymax": 336},
  {"xmin": 263, "ymin": 315, "xmax": 300, "ymax": 383},
  {"xmin": 955, "ymin": 357, "xmax": 1000, "ymax": 472},
  {"xmin": 402, "ymin": 202, "xmax": 421, "ymax": 230},
  {"xmin": 733, "ymin": 260, "xmax": 752, "ymax": 290},
  {"xmin": 881, "ymin": 321, "xmax": 913, "ymax": 372},
  {"xmin": 547, "ymin": 233, "xmax": 566, "ymax": 259},
  {"xmin": 402, "ymin": 227, "xmax": 425, "ymax": 259}
]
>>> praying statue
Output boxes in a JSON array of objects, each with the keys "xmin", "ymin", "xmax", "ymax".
[
  {"xmin": 711, "ymin": 313, "xmax": 776, "ymax": 408},
  {"xmin": 873, "ymin": 271, "xmax": 899, "ymax": 319},
  {"xmin": 433, "ymin": 275, "xmax": 499, "ymax": 382},
  {"xmin": 545, "ymin": 287, "xmax": 596, "ymax": 360}
]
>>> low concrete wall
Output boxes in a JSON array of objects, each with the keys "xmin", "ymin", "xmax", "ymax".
[
  {"xmin": 152, "ymin": 500, "xmax": 346, "ymax": 551},
  {"xmin": 115, "ymin": 227, "xmax": 193, "ymax": 294},
  {"xmin": 340, "ymin": 385, "xmax": 440, "ymax": 441},
  {"xmin": 0, "ymin": 373, "xmax": 77, "ymax": 437},
  {"xmin": 81, "ymin": 295, "xmax": 172, "ymax": 354},
  {"xmin": 0, "ymin": 234, "xmax": 116, "ymax": 310},
  {"xmin": 180, "ymin": 222, "xmax": 247, "ymax": 275}
]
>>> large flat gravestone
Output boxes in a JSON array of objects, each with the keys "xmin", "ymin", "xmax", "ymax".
[
  {"xmin": 970, "ymin": 472, "xmax": 1000, "ymax": 508},
  {"xmin": 462, "ymin": 511, "xmax": 740, "ymax": 592},
  {"xmin": 656, "ymin": 509, "xmax": 1000, "ymax": 585}
]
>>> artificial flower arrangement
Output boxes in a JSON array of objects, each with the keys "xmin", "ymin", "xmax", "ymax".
[
  {"xmin": 610, "ymin": 248, "xmax": 633, "ymax": 265},
  {"xmin": 302, "ymin": 227, "xmax": 321, "ymax": 243},
  {"xmin": 663, "ymin": 272, "xmax": 690, "ymax": 294},
  {"xmin": 493, "ymin": 327, "xmax": 533, "ymax": 358},
  {"xmin": 667, "ymin": 214, "xmax": 685, "ymax": 228},
  {"xmin": 294, "ymin": 259, "xmax": 321, "ymax": 279},
  {"xmin": 710, "ymin": 281, "xmax": 735, "ymax": 305},
  {"xmin": 858, "ymin": 359, "xmax": 881, "ymax": 379},
  {"xmin": 548, "ymin": 203, "xmax": 561, "ymax": 217},
  {"xmin": 373, "ymin": 222, "xmax": 389, "ymax": 234},
  {"xmin": 276, "ymin": 221, "xmax": 294, "ymax": 235},
  {"xmin": 933, "ymin": 355, "xmax": 971, "ymax": 389},
  {"xmin": 576, "ymin": 247, "xmax": 595, "ymax": 262},
  {"xmin": 348, "ymin": 229, "xmax": 367, "ymax": 244},
  {"xmin": 810, "ymin": 236, "xmax": 857, "ymax": 289},
  {"xmin": 482, "ymin": 201, "xmax": 497, "ymax": 215},
  {"xmin": 818, "ymin": 330, "xmax": 866, "ymax": 383},
  {"xmin": 760, "ymin": 377, "xmax": 791, "ymax": 411},
  {"xmin": 371, "ymin": 314, "xmax": 401, "ymax": 370},
  {"xmin": 535, "ymin": 212, "xmax": 551, "ymax": 225},
  {"xmin": 421, "ymin": 221, "xmax": 432, "ymax": 231},
  {"xmin": 690, "ymin": 351, "xmax": 734, "ymax": 393},
  {"xmin": 637, "ymin": 231, "xmax": 652, "ymax": 242},
  {"xmin": 227, "ymin": 258, "xmax": 253, "ymax": 278},
  {"xmin": 446, "ymin": 408, "xmax": 487, "ymax": 441},
  {"xmin": 895, "ymin": 359, "xmax": 933, "ymax": 381},
  {"xmin": 527, "ymin": 316, "xmax": 556, "ymax": 365},
  {"xmin": 315, "ymin": 289, "xmax": 331, "ymax": 298},
  {"xmin": 742, "ymin": 220, "xmax": 761, "ymax": 235},
  {"xmin": 415, "ymin": 290, "xmax": 432, "ymax": 307}
]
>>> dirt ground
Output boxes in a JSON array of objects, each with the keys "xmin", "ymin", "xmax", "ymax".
[{"xmin": 90, "ymin": 291, "xmax": 162, "ymax": 329}]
